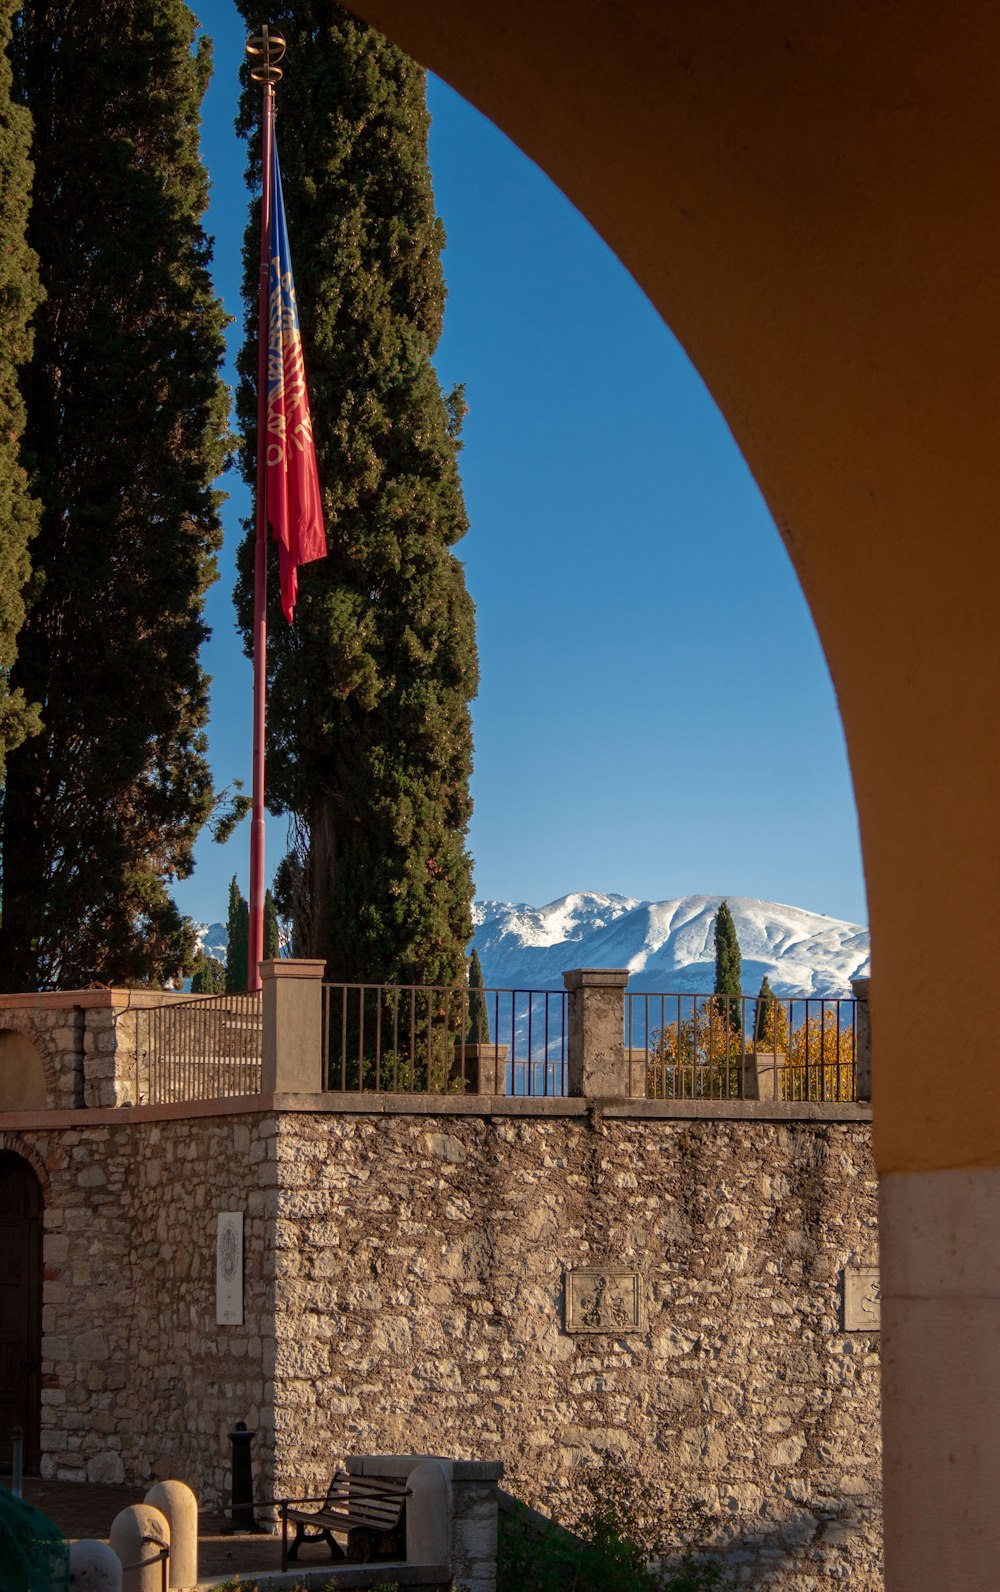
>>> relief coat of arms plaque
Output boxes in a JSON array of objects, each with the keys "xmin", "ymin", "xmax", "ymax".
[
  {"xmin": 564, "ymin": 1268, "xmax": 644, "ymax": 1334},
  {"xmin": 843, "ymin": 1265, "xmax": 880, "ymax": 1331}
]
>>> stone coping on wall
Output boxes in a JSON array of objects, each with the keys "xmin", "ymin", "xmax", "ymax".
[
  {"xmin": 0, "ymin": 988, "xmax": 208, "ymax": 1010},
  {"xmin": 0, "ymin": 1091, "xmax": 871, "ymax": 1130}
]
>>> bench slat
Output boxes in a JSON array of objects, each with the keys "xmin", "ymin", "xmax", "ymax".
[{"xmin": 286, "ymin": 1503, "xmax": 403, "ymax": 1530}]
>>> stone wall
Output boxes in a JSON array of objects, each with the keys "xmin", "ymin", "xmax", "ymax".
[
  {"xmin": 3, "ymin": 1095, "xmax": 880, "ymax": 1586},
  {"xmin": 1, "ymin": 1110, "xmax": 277, "ymax": 1503},
  {"xmin": 271, "ymin": 1105, "xmax": 880, "ymax": 1589},
  {"xmin": 0, "ymin": 990, "xmax": 231, "ymax": 1112}
]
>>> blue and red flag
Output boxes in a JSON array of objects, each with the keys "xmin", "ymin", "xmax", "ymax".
[{"xmin": 267, "ymin": 135, "xmax": 326, "ymax": 622}]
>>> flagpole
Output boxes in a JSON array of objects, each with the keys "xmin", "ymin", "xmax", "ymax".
[{"xmin": 246, "ymin": 25, "xmax": 285, "ymax": 992}]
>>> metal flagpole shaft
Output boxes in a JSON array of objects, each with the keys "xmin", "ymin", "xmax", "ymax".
[{"xmin": 246, "ymin": 25, "xmax": 285, "ymax": 993}]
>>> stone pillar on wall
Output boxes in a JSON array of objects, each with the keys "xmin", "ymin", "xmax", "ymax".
[
  {"xmin": 562, "ymin": 968, "xmax": 632, "ymax": 1098},
  {"xmin": 449, "ymin": 1460, "xmax": 504, "ymax": 1592},
  {"xmin": 260, "ymin": 959, "xmax": 326, "ymax": 1094},
  {"xmin": 741, "ymin": 1051, "xmax": 783, "ymax": 1101},
  {"xmin": 84, "ymin": 1006, "xmax": 133, "ymax": 1109},
  {"xmin": 851, "ymin": 976, "xmax": 871, "ymax": 1101}
]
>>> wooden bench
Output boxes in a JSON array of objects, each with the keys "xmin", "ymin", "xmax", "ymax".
[{"xmin": 278, "ymin": 1470, "xmax": 410, "ymax": 1570}]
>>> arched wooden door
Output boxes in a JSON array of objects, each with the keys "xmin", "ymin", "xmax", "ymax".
[{"xmin": 0, "ymin": 1153, "xmax": 42, "ymax": 1474}]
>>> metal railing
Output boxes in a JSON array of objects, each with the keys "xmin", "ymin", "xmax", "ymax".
[
  {"xmin": 322, "ymin": 984, "xmax": 567, "ymax": 1096},
  {"xmin": 135, "ymin": 993, "xmax": 263, "ymax": 1104},
  {"xmin": 125, "ymin": 980, "xmax": 857, "ymax": 1105},
  {"xmin": 625, "ymin": 991, "xmax": 858, "ymax": 1101}
]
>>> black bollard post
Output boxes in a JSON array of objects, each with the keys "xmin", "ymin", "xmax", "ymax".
[
  {"xmin": 11, "ymin": 1426, "xmax": 23, "ymax": 1499},
  {"xmin": 227, "ymin": 1420, "xmax": 263, "ymax": 1533}
]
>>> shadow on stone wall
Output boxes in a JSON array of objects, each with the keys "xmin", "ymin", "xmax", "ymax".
[{"xmin": 497, "ymin": 1485, "xmax": 881, "ymax": 1588}]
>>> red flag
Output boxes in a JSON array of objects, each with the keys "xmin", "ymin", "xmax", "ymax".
[{"xmin": 266, "ymin": 135, "xmax": 326, "ymax": 621}]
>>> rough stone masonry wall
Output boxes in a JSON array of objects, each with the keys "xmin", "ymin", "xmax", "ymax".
[
  {"xmin": 3, "ymin": 1112, "xmax": 276, "ymax": 1506},
  {"xmin": 272, "ymin": 1108, "xmax": 880, "ymax": 1590}
]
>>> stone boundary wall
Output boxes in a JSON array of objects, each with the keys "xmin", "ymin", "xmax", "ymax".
[
  {"xmin": 6, "ymin": 1111, "xmax": 277, "ymax": 1502},
  {"xmin": 2, "ymin": 1097, "xmax": 880, "ymax": 1586},
  {"xmin": 271, "ymin": 1108, "xmax": 881, "ymax": 1589}
]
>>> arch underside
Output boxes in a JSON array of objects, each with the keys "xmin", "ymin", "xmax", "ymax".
[{"xmin": 344, "ymin": 6, "xmax": 1000, "ymax": 1586}]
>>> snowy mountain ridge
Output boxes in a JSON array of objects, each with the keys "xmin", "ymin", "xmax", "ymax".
[
  {"xmin": 195, "ymin": 891, "xmax": 870, "ymax": 1000},
  {"xmin": 471, "ymin": 892, "xmax": 869, "ymax": 999}
]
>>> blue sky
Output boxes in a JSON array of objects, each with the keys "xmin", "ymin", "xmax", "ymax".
[{"xmin": 173, "ymin": 1, "xmax": 867, "ymax": 930}]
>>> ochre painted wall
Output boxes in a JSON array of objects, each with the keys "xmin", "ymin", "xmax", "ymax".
[{"xmin": 346, "ymin": 0, "xmax": 1000, "ymax": 1174}]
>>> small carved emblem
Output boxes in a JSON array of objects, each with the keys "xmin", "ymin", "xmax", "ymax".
[
  {"xmin": 565, "ymin": 1268, "xmax": 644, "ymax": 1334},
  {"xmin": 217, "ymin": 1212, "xmax": 244, "ymax": 1326},
  {"xmin": 843, "ymin": 1265, "xmax": 880, "ymax": 1331},
  {"xmin": 220, "ymin": 1222, "xmax": 238, "ymax": 1280}
]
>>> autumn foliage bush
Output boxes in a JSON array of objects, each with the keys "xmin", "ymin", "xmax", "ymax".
[{"xmin": 647, "ymin": 995, "xmax": 855, "ymax": 1102}]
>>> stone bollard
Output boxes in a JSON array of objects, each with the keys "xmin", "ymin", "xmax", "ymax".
[
  {"xmin": 68, "ymin": 1541, "xmax": 123, "ymax": 1592},
  {"xmin": 406, "ymin": 1460, "xmax": 451, "ymax": 1567},
  {"xmin": 851, "ymin": 975, "xmax": 871, "ymax": 1100},
  {"xmin": 563, "ymin": 969, "xmax": 631, "ymax": 1098},
  {"xmin": 145, "ymin": 1482, "xmax": 197, "ymax": 1590},
  {"xmin": 110, "ymin": 1504, "xmax": 170, "ymax": 1592}
]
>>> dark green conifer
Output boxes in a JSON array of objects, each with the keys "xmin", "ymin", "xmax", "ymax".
[
  {"xmin": 225, "ymin": 877, "xmax": 250, "ymax": 994},
  {"xmin": 191, "ymin": 953, "xmax": 225, "ymax": 994},
  {"xmin": 263, "ymin": 888, "xmax": 281, "ymax": 962},
  {"xmin": 754, "ymin": 974, "xmax": 775, "ymax": 1044},
  {"xmin": 0, "ymin": 0, "xmax": 41, "ymax": 782},
  {"xmin": 234, "ymin": 3, "xmax": 478, "ymax": 987},
  {"xmin": 0, "ymin": 0, "xmax": 230, "ymax": 989},
  {"xmin": 467, "ymin": 946, "xmax": 490, "ymax": 1045},
  {"xmin": 713, "ymin": 900, "xmax": 743, "ymax": 1032}
]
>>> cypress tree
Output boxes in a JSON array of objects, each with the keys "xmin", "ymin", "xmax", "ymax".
[
  {"xmin": 191, "ymin": 953, "xmax": 225, "ymax": 994},
  {"xmin": 753, "ymin": 972, "xmax": 789, "ymax": 1051},
  {"xmin": 263, "ymin": 887, "xmax": 280, "ymax": 961},
  {"xmin": 467, "ymin": 946, "xmax": 490, "ymax": 1045},
  {"xmin": 713, "ymin": 900, "xmax": 743, "ymax": 1032},
  {"xmin": 0, "ymin": 0, "xmax": 41, "ymax": 784},
  {"xmin": 225, "ymin": 877, "xmax": 249, "ymax": 994},
  {"xmin": 0, "ymin": 0, "xmax": 230, "ymax": 989},
  {"xmin": 234, "ymin": 3, "xmax": 478, "ymax": 988},
  {"xmin": 754, "ymin": 974, "xmax": 775, "ymax": 1044}
]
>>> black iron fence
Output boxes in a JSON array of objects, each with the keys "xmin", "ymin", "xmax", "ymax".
[
  {"xmin": 125, "ymin": 981, "xmax": 859, "ymax": 1105},
  {"xmin": 625, "ymin": 991, "xmax": 858, "ymax": 1101},
  {"xmin": 321, "ymin": 984, "xmax": 568, "ymax": 1096},
  {"xmin": 134, "ymin": 993, "xmax": 263, "ymax": 1104}
]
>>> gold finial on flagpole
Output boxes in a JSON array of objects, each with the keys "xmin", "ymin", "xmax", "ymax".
[{"xmin": 246, "ymin": 25, "xmax": 286, "ymax": 85}]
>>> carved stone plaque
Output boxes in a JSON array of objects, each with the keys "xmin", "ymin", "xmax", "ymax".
[
  {"xmin": 565, "ymin": 1268, "xmax": 644, "ymax": 1334},
  {"xmin": 217, "ymin": 1212, "xmax": 244, "ymax": 1326},
  {"xmin": 844, "ymin": 1265, "xmax": 880, "ymax": 1331}
]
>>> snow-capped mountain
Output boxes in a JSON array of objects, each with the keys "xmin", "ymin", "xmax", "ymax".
[
  {"xmin": 194, "ymin": 922, "xmax": 229, "ymax": 964},
  {"xmin": 471, "ymin": 892, "xmax": 869, "ymax": 999},
  {"xmin": 194, "ymin": 891, "xmax": 870, "ymax": 999}
]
